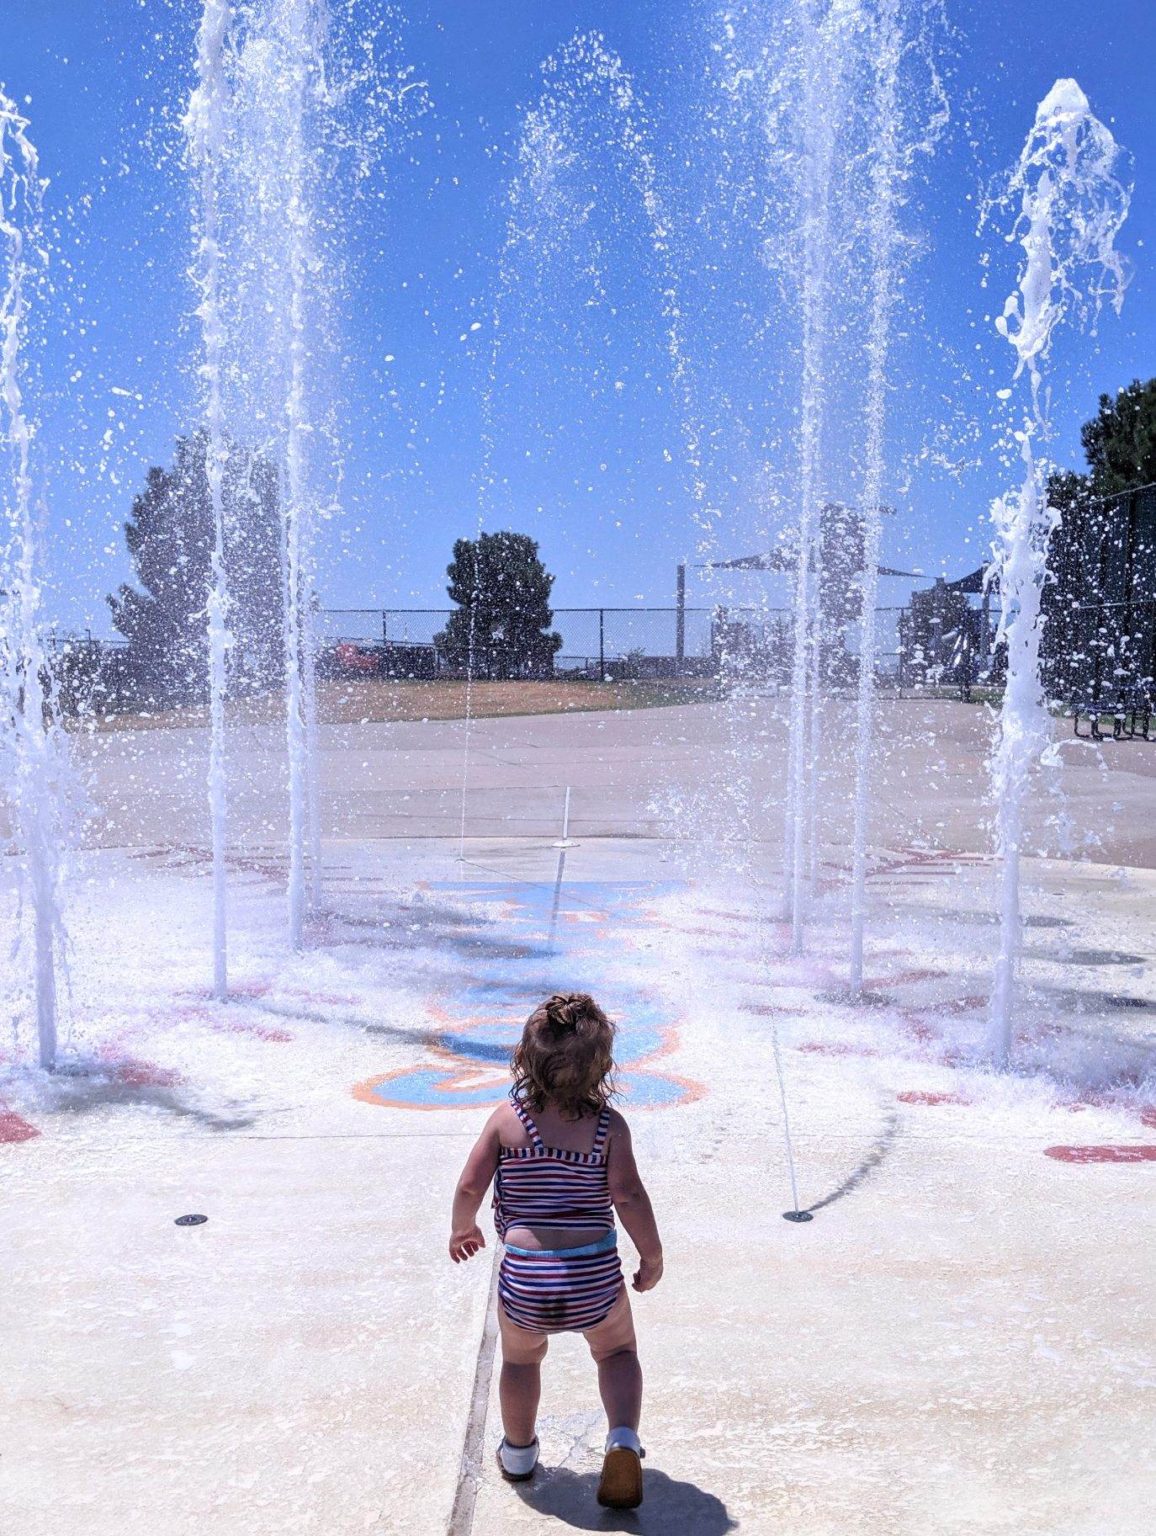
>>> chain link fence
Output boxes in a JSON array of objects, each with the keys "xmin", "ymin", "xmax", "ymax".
[
  {"xmin": 41, "ymin": 590, "xmax": 1156, "ymax": 724},
  {"xmin": 319, "ymin": 601, "xmax": 1002, "ymax": 690},
  {"xmin": 320, "ymin": 606, "xmax": 718, "ymax": 679}
]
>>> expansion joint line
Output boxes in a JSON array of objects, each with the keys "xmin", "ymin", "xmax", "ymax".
[{"xmin": 447, "ymin": 1245, "xmax": 501, "ymax": 1536}]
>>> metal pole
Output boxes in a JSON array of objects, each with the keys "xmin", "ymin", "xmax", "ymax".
[
  {"xmin": 553, "ymin": 785, "xmax": 576, "ymax": 849},
  {"xmin": 981, "ymin": 588, "xmax": 991, "ymax": 683},
  {"xmin": 599, "ymin": 609, "xmax": 605, "ymax": 680},
  {"xmin": 675, "ymin": 563, "xmax": 686, "ymax": 673}
]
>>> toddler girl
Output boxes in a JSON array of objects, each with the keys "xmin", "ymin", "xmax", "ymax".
[{"xmin": 449, "ymin": 992, "xmax": 663, "ymax": 1511}]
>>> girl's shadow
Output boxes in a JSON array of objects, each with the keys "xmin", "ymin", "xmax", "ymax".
[{"xmin": 516, "ymin": 1465, "xmax": 737, "ymax": 1532}]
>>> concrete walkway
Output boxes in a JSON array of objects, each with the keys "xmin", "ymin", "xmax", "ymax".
[
  {"xmin": 71, "ymin": 695, "xmax": 1156, "ymax": 864},
  {"xmin": 5, "ymin": 991, "xmax": 1152, "ymax": 1536}
]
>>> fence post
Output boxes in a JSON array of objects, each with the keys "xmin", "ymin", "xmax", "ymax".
[
  {"xmin": 980, "ymin": 588, "xmax": 991, "ymax": 684},
  {"xmin": 675, "ymin": 564, "xmax": 686, "ymax": 673},
  {"xmin": 897, "ymin": 607, "xmax": 906, "ymax": 697},
  {"xmin": 599, "ymin": 610, "xmax": 605, "ymax": 680}
]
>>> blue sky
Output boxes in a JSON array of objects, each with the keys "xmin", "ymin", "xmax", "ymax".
[{"xmin": 5, "ymin": 0, "xmax": 1154, "ymax": 635}]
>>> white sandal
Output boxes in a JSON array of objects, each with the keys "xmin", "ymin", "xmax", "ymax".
[{"xmin": 496, "ymin": 1436, "xmax": 539, "ymax": 1482}]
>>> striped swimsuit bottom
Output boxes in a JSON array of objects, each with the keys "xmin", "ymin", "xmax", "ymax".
[{"xmin": 494, "ymin": 1094, "xmax": 623, "ymax": 1334}]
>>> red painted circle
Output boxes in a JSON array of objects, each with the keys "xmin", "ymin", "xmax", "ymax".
[
  {"xmin": 1045, "ymin": 1145, "xmax": 1156, "ymax": 1163},
  {"xmin": 798, "ymin": 1041, "xmax": 880, "ymax": 1058},
  {"xmin": 0, "ymin": 1110, "xmax": 41, "ymax": 1144},
  {"xmin": 114, "ymin": 1061, "xmax": 182, "ymax": 1088},
  {"xmin": 896, "ymin": 1091, "xmax": 970, "ymax": 1107}
]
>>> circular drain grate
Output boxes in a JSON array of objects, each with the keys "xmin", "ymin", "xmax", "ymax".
[{"xmin": 175, "ymin": 1214, "xmax": 208, "ymax": 1227}]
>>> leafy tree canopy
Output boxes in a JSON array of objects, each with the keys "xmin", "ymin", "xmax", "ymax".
[
  {"xmin": 436, "ymin": 530, "xmax": 561, "ymax": 680},
  {"xmin": 1080, "ymin": 377, "xmax": 1156, "ymax": 495},
  {"xmin": 1047, "ymin": 377, "xmax": 1156, "ymax": 512},
  {"xmin": 1041, "ymin": 381, "xmax": 1156, "ymax": 700},
  {"xmin": 109, "ymin": 431, "xmax": 282, "ymax": 703}
]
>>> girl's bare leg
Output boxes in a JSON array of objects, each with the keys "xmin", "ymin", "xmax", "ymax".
[
  {"xmin": 585, "ymin": 1288, "xmax": 642, "ymax": 1433},
  {"xmin": 499, "ymin": 1362, "xmax": 541, "ymax": 1446},
  {"xmin": 497, "ymin": 1301, "xmax": 547, "ymax": 1446},
  {"xmin": 596, "ymin": 1350, "xmax": 642, "ymax": 1432}
]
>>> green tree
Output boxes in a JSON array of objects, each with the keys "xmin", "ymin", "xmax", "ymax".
[
  {"xmin": 1080, "ymin": 377, "xmax": 1156, "ymax": 495},
  {"xmin": 1042, "ymin": 380, "xmax": 1156, "ymax": 699},
  {"xmin": 436, "ymin": 531, "xmax": 562, "ymax": 679},
  {"xmin": 108, "ymin": 432, "xmax": 282, "ymax": 705}
]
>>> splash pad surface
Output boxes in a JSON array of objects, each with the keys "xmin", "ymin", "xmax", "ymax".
[
  {"xmin": 2, "ymin": 697, "xmax": 1154, "ymax": 1535},
  {"xmin": 354, "ymin": 880, "xmax": 702, "ymax": 1112}
]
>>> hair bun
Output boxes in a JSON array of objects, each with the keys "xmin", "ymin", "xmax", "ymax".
[{"xmin": 545, "ymin": 994, "xmax": 577, "ymax": 1032}]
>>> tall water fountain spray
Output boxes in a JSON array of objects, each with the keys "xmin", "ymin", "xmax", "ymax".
[
  {"xmin": 229, "ymin": 0, "xmax": 330, "ymax": 949},
  {"xmin": 847, "ymin": 0, "xmax": 902, "ymax": 995},
  {"xmin": 279, "ymin": 0, "xmax": 318, "ymax": 951},
  {"xmin": 848, "ymin": 0, "xmax": 947, "ymax": 994},
  {"xmin": 0, "ymin": 93, "xmax": 69, "ymax": 1071},
  {"xmin": 713, "ymin": 1, "xmax": 945, "ymax": 961},
  {"xmin": 457, "ymin": 32, "xmax": 711, "ymax": 855},
  {"xmin": 224, "ymin": 0, "xmax": 417, "ymax": 943},
  {"xmin": 986, "ymin": 80, "xmax": 1129, "ymax": 1066},
  {"xmin": 185, "ymin": 0, "xmax": 234, "ymax": 1000},
  {"xmin": 782, "ymin": 0, "xmax": 861, "ymax": 953}
]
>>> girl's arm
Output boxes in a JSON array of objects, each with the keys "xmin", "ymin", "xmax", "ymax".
[
  {"xmin": 449, "ymin": 1110, "xmax": 502, "ymax": 1263},
  {"xmin": 607, "ymin": 1112, "xmax": 664, "ymax": 1292}
]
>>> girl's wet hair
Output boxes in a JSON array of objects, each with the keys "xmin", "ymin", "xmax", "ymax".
[{"xmin": 511, "ymin": 993, "xmax": 616, "ymax": 1121}]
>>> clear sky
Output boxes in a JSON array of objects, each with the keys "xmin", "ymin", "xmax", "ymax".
[{"xmin": 5, "ymin": 0, "xmax": 1154, "ymax": 636}]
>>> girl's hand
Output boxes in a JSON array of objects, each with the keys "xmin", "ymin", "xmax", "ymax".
[
  {"xmin": 449, "ymin": 1225, "xmax": 486, "ymax": 1264},
  {"xmin": 632, "ymin": 1254, "xmax": 663, "ymax": 1292}
]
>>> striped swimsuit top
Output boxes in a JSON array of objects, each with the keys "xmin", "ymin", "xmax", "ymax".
[{"xmin": 493, "ymin": 1092, "xmax": 614, "ymax": 1239}]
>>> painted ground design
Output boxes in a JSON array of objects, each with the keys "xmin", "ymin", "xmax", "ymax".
[{"xmin": 354, "ymin": 878, "xmax": 703, "ymax": 1111}]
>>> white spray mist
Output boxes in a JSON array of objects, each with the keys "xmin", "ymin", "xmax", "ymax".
[
  {"xmin": 986, "ymin": 80, "xmax": 1129, "ymax": 1066},
  {"xmin": 185, "ymin": 0, "xmax": 234, "ymax": 999},
  {"xmin": 0, "ymin": 93, "xmax": 71, "ymax": 1070}
]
